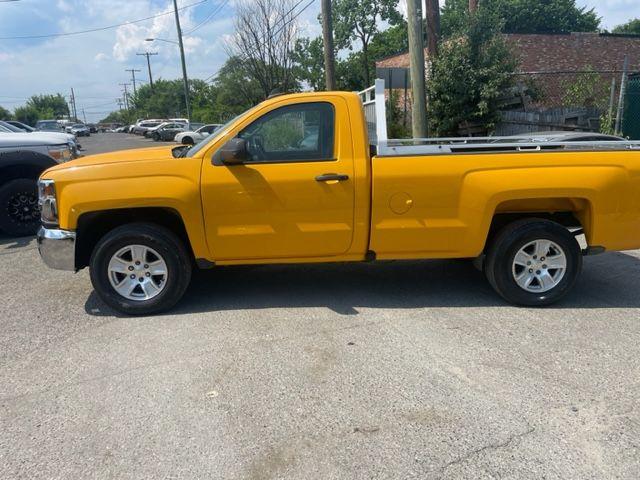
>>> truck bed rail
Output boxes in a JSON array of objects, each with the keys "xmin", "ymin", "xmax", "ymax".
[{"xmin": 357, "ymin": 79, "xmax": 640, "ymax": 157}]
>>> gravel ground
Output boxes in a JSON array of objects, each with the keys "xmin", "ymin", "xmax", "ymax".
[{"xmin": 1, "ymin": 133, "xmax": 639, "ymax": 479}]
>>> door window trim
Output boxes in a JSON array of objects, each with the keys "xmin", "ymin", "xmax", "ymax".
[{"xmin": 223, "ymin": 101, "xmax": 336, "ymax": 165}]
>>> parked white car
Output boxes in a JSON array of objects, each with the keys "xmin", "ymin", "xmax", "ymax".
[
  {"xmin": 174, "ymin": 124, "xmax": 222, "ymax": 145},
  {"xmin": 132, "ymin": 120, "xmax": 165, "ymax": 135},
  {"xmin": 0, "ymin": 121, "xmax": 78, "ymax": 154},
  {"xmin": 144, "ymin": 121, "xmax": 187, "ymax": 138}
]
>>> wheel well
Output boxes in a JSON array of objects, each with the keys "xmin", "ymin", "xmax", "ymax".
[
  {"xmin": 0, "ymin": 164, "xmax": 48, "ymax": 186},
  {"xmin": 486, "ymin": 211, "xmax": 584, "ymax": 253},
  {"xmin": 75, "ymin": 207, "xmax": 194, "ymax": 270}
]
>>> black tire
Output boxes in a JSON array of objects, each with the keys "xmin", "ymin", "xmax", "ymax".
[
  {"xmin": 152, "ymin": 132, "xmax": 160, "ymax": 141},
  {"xmin": 89, "ymin": 223, "xmax": 192, "ymax": 315},
  {"xmin": 485, "ymin": 219, "xmax": 582, "ymax": 306},
  {"xmin": 182, "ymin": 136, "xmax": 194, "ymax": 145},
  {"xmin": 0, "ymin": 178, "xmax": 41, "ymax": 236}
]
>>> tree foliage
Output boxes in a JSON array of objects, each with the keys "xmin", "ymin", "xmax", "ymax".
[
  {"xmin": 12, "ymin": 94, "xmax": 70, "ymax": 126},
  {"xmin": 441, "ymin": 0, "xmax": 600, "ymax": 36},
  {"xmin": 294, "ymin": 21, "xmax": 408, "ymax": 92},
  {"xmin": 0, "ymin": 105, "xmax": 11, "ymax": 120},
  {"xmin": 427, "ymin": 7, "xmax": 517, "ymax": 135},
  {"xmin": 612, "ymin": 18, "xmax": 640, "ymax": 35},
  {"xmin": 227, "ymin": 0, "xmax": 299, "ymax": 99},
  {"xmin": 292, "ymin": 37, "xmax": 326, "ymax": 92},
  {"xmin": 99, "ymin": 57, "xmax": 263, "ymax": 125},
  {"xmin": 332, "ymin": 0, "xmax": 402, "ymax": 86}
]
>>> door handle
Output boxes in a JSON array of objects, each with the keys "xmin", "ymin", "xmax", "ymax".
[{"xmin": 315, "ymin": 173, "xmax": 349, "ymax": 182}]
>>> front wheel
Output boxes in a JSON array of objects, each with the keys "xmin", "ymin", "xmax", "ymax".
[
  {"xmin": 0, "ymin": 178, "xmax": 41, "ymax": 236},
  {"xmin": 485, "ymin": 219, "xmax": 582, "ymax": 306},
  {"xmin": 90, "ymin": 223, "xmax": 192, "ymax": 315}
]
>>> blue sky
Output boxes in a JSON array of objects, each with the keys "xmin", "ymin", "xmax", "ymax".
[{"xmin": 0, "ymin": 0, "xmax": 638, "ymax": 122}]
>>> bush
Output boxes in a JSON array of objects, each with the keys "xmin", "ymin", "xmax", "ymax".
[{"xmin": 427, "ymin": 7, "xmax": 516, "ymax": 136}]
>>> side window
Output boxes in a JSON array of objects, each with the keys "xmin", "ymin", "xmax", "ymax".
[{"xmin": 238, "ymin": 102, "xmax": 335, "ymax": 163}]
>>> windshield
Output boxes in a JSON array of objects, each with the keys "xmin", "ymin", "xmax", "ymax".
[
  {"xmin": 0, "ymin": 121, "xmax": 23, "ymax": 132},
  {"xmin": 186, "ymin": 105, "xmax": 262, "ymax": 158}
]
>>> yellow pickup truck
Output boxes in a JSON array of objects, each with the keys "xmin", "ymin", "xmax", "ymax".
[{"xmin": 37, "ymin": 81, "xmax": 640, "ymax": 315}]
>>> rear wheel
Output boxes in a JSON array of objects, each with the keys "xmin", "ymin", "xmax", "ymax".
[
  {"xmin": 181, "ymin": 136, "xmax": 194, "ymax": 145},
  {"xmin": 485, "ymin": 219, "xmax": 582, "ymax": 306},
  {"xmin": 0, "ymin": 178, "xmax": 40, "ymax": 236},
  {"xmin": 90, "ymin": 223, "xmax": 192, "ymax": 315}
]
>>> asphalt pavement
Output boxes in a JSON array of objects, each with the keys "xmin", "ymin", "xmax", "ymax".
[{"xmin": 1, "ymin": 133, "xmax": 639, "ymax": 479}]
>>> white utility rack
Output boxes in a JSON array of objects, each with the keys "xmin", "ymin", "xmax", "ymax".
[{"xmin": 358, "ymin": 79, "xmax": 640, "ymax": 157}]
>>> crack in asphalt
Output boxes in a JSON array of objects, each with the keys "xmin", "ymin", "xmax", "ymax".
[{"xmin": 438, "ymin": 425, "xmax": 536, "ymax": 475}]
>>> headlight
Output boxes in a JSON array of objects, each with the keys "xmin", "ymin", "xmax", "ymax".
[
  {"xmin": 48, "ymin": 145, "xmax": 73, "ymax": 163},
  {"xmin": 38, "ymin": 179, "xmax": 58, "ymax": 225}
]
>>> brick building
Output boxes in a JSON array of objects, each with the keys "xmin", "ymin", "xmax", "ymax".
[{"xmin": 376, "ymin": 32, "xmax": 640, "ymax": 74}]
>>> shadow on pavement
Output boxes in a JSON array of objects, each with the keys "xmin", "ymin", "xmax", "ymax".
[
  {"xmin": 0, "ymin": 233, "xmax": 35, "ymax": 249},
  {"xmin": 84, "ymin": 251, "xmax": 640, "ymax": 317}
]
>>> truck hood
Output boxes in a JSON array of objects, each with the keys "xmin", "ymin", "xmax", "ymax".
[
  {"xmin": 62, "ymin": 145, "xmax": 177, "ymax": 168},
  {"xmin": 0, "ymin": 132, "xmax": 70, "ymax": 147}
]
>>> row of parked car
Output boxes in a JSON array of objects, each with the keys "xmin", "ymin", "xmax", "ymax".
[
  {"xmin": 114, "ymin": 118, "xmax": 222, "ymax": 145},
  {"xmin": 0, "ymin": 119, "xmax": 83, "ymax": 236}
]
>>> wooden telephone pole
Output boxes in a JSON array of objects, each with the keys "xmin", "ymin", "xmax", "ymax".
[
  {"xmin": 406, "ymin": 0, "xmax": 427, "ymax": 138},
  {"xmin": 321, "ymin": 0, "xmax": 336, "ymax": 91}
]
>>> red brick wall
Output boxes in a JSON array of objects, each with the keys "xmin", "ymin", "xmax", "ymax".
[{"xmin": 376, "ymin": 33, "xmax": 640, "ymax": 73}]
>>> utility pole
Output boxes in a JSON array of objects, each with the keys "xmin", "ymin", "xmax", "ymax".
[
  {"xmin": 425, "ymin": 0, "xmax": 440, "ymax": 59},
  {"xmin": 321, "ymin": 0, "xmax": 336, "ymax": 91},
  {"xmin": 615, "ymin": 55, "xmax": 629, "ymax": 136},
  {"xmin": 116, "ymin": 98, "xmax": 124, "ymax": 111},
  {"xmin": 172, "ymin": 0, "xmax": 191, "ymax": 122},
  {"xmin": 82, "ymin": 108, "xmax": 87, "ymax": 124},
  {"xmin": 406, "ymin": 0, "xmax": 428, "ymax": 138},
  {"xmin": 119, "ymin": 83, "xmax": 130, "ymax": 110},
  {"xmin": 125, "ymin": 68, "xmax": 142, "ymax": 94},
  {"xmin": 137, "ymin": 52, "xmax": 158, "ymax": 88},
  {"xmin": 70, "ymin": 88, "xmax": 78, "ymax": 121}
]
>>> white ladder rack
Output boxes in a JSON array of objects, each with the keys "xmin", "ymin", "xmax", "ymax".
[{"xmin": 357, "ymin": 79, "xmax": 640, "ymax": 157}]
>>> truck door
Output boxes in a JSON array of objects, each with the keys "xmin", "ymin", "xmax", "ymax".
[{"xmin": 200, "ymin": 99, "xmax": 355, "ymax": 261}]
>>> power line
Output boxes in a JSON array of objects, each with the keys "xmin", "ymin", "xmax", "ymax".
[
  {"xmin": 0, "ymin": 0, "xmax": 208, "ymax": 40},
  {"xmin": 183, "ymin": 0, "xmax": 229, "ymax": 35}
]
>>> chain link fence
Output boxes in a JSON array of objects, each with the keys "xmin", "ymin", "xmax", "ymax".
[{"xmin": 495, "ymin": 70, "xmax": 640, "ymax": 138}]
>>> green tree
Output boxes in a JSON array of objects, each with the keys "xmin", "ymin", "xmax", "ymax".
[
  {"xmin": 26, "ymin": 94, "xmax": 69, "ymax": 118},
  {"xmin": 0, "ymin": 105, "xmax": 11, "ymax": 120},
  {"xmin": 13, "ymin": 105, "xmax": 41, "ymax": 126},
  {"xmin": 98, "ymin": 110, "xmax": 134, "ymax": 125},
  {"xmin": 332, "ymin": 0, "xmax": 402, "ymax": 87},
  {"xmin": 612, "ymin": 18, "xmax": 640, "ymax": 35},
  {"xmin": 441, "ymin": 0, "xmax": 600, "ymax": 36},
  {"xmin": 210, "ymin": 56, "xmax": 264, "ymax": 120},
  {"xmin": 427, "ymin": 7, "xmax": 517, "ymax": 135},
  {"xmin": 292, "ymin": 37, "xmax": 327, "ymax": 91},
  {"xmin": 294, "ymin": 21, "xmax": 408, "ymax": 92}
]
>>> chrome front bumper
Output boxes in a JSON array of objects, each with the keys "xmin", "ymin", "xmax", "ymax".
[{"xmin": 37, "ymin": 227, "xmax": 76, "ymax": 271}]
